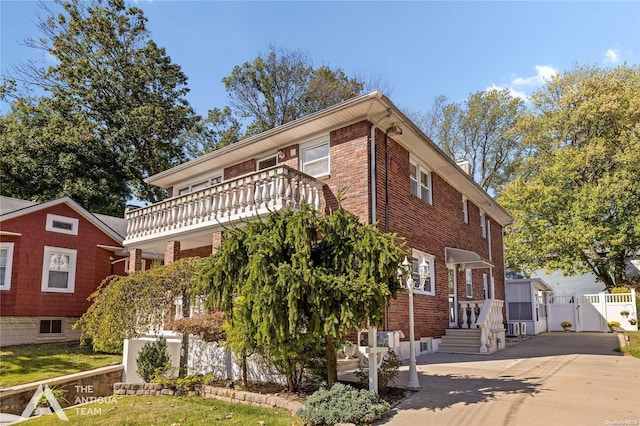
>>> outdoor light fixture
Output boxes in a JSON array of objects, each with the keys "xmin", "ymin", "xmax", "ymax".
[{"xmin": 399, "ymin": 256, "xmax": 421, "ymax": 390}]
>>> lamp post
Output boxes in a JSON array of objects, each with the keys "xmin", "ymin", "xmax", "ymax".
[{"xmin": 398, "ymin": 256, "xmax": 429, "ymax": 391}]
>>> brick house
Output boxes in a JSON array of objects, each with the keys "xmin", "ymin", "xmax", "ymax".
[
  {"xmin": 123, "ymin": 92, "xmax": 512, "ymax": 356},
  {"xmin": 0, "ymin": 196, "xmax": 157, "ymax": 346}
]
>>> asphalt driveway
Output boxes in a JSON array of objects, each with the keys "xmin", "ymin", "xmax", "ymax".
[{"xmin": 378, "ymin": 332, "xmax": 640, "ymax": 426}]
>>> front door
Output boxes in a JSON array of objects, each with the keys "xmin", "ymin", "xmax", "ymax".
[{"xmin": 448, "ymin": 268, "xmax": 458, "ymax": 327}]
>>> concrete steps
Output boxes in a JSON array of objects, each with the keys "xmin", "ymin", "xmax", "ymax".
[{"xmin": 437, "ymin": 329, "xmax": 484, "ymax": 354}]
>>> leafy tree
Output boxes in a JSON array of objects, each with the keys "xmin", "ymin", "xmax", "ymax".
[
  {"xmin": 422, "ymin": 89, "xmax": 526, "ymax": 194},
  {"xmin": 5, "ymin": 0, "xmax": 201, "ymax": 206},
  {"xmin": 499, "ymin": 65, "xmax": 640, "ymax": 289},
  {"xmin": 76, "ymin": 258, "xmax": 201, "ymax": 356},
  {"xmin": 0, "ymin": 96, "xmax": 128, "ymax": 216},
  {"xmin": 198, "ymin": 203, "xmax": 404, "ymax": 391},
  {"xmin": 221, "ymin": 45, "xmax": 364, "ymax": 135}
]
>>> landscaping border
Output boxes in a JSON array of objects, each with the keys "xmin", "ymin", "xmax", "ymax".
[{"xmin": 113, "ymin": 383, "xmax": 304, "ymax": 414}]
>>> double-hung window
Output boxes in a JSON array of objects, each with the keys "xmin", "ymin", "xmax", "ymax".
[
  {"xmin": 301, "ymin": 137, "xmax": 330, "ymax": 177},
  {"xmin": 0, "ymin": 242, "xmax": 14, "ymax": 290},
  {"xmin": 466, "ymin": 269, "xmax": 473, "ymax": 298},
  {"xmin": 411, "ymin": 250, "xmax": 435, "ymax": 296},
  {"xmin": 410, "ymin": 160, "xmax": 432, "ymax": 205},
  {"xmin": 41, "ymin": 246, "xmax": 77, "ymax": 293},
  {"xmin": 480, "ymin": 212, "xmax": 487, "ymax": 238},
  {"xmin": 462, "ymin": 196, "xmax": 469, "ymax": 224}
]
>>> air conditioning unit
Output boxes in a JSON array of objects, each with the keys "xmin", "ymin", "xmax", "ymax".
[
  {"xmin": 508, "ymin": 322, "xmax": 520, "ymax": 336},
  {"xmin": 419, "ymin": 337, "xmax": 433, "ymax": 353},
  {"xmin": 519, "ymin": 322, "xmax": 527, "ymax": 335}
]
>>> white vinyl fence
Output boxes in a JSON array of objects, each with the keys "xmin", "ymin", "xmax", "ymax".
[{"xmin": 548, "ymin": 290, "xmax": 638, "ymax": 332}]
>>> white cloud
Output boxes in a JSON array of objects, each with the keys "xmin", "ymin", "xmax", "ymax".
[
  {"xmin": 604, "ymin": 49, "xmax": 620, "ymax": 64},
  {"xmin": 511, "ymin": 65, "xmax": 558, "ymax": 88},
  {"xmin": 486, "ymin": 65, "xmax": 558, "ymax": 103}
]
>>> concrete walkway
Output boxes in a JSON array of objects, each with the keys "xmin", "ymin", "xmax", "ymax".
[{"xmin": 378, "ymin": 333, "xmax": 640, "ymax": 426}]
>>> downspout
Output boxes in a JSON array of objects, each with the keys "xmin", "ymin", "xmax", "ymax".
[{"xmin": 488, "ymin": 219, "xmax": 494, "ymax": 299}]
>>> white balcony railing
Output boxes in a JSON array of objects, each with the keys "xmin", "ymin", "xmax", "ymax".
[{"xmin": 125, "ymin": 165, "xmax": 324, "ymax": 244}]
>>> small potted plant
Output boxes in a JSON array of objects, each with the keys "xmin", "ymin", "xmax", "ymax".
[
  {"xmin": 629, "ymin": 318, "xmax": 637, "ymax": 326},
  {"xmin": 35, "ymin": 388, "xmax": 67, "ymax": 415},
  {"xmin": 608, "ymin": 321, "xmax": 621, "ymax": 332},
  {"xmin": 560, "ymin": 321, "xmax": 572, "ymax": 331},
  {"xmin": 620, "ymin": 310, "xmax": 630, "ymax": 318},
  {"xmin": 342, "ymin": 341, "xmax": 356, "ymax": 359}
]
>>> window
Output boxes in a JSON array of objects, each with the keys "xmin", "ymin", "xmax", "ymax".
[
  {"xmin": 411, "ymin": 250, "xmax": 435, "ymax": 295},
  {"xmin": 257, "ymin": 155, "xmax": 277, "ymax": 170},
  {"xmin": 466, "ymin": 269, "xmax": 473, "ymax": 298},
  {"xmin": 301, "ymin": 138, "xmax": 329, "ymax": 177},
  {"xmin": 40, "ymin": 319, "xmax": 62, "ymax": 334},
  {"xmin": 46, "ymin": 214, "xmax": 79, "ymax": 235},
  {"xmin": 41, "ymin": 246, "xmax": 77, "ymax": 293},
  {"xmin": 462, "ymin": 196, "xmax": 469, "ymax": 224},
  {"xmin": 410, "ymin": 160, "xmax": 432, "ymax": 205},
  {"xmin": 0, "ymin": 242, "xmax": 14, "ymax": 290},
  {"xmin": 177, "ymin": 176, "xmax": 222, "ymax": 196},
  {"xmin": 480, "ymin": 212, "xmax": 487, "ymax": 238}
]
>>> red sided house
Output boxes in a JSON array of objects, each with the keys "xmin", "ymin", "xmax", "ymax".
[
  {"xmin": 123, "ymin": 92, "xmax": 512, "ymax": 357},
  {"xmin": 0, "ymin": 196, "xmax": 155, "ymax": 346}
]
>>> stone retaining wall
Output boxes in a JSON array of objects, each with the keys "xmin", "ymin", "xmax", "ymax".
[
  {"xmin": 113, "ymin": 383, "xmax": 304, "ymax": 414},
  {"xmin": 0, "ymin": 365, "xmax": 123, "ymax": 416}
]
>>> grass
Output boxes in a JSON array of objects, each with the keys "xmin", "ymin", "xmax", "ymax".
[
  {"xmin": 0, "ymin": 342, "xmax": 121, "ymax": 388},
  {"xmin": 21, "ymin": 395, "xmax": 299, "ymax": 425},
  {"xmin": 619, "ymin": 331, "xmax": 640, "ymax": 359}
]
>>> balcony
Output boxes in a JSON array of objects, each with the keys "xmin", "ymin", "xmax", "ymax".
[{"xmin": 124, "ymin": 165, "xmax": 324, "ymax": 247}]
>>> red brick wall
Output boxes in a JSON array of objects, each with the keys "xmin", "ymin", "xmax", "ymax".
[
  {"xmin": 179, "ymin": 245, "xmax": 214, "ymax": 259},
  {"xmin": 323, "ymin": 121, "xmax": 370, "ymax": 222},
  {"xmin": 374, "ymin": 131, "xmax": 506, "ymax": 339},
  {"xmin": 224, "ymin": 159, "xmax": 256, "ymax": 180},
  {"xmin": 0, "ymin": 203, "xmax": 123, "ymax": 317}
]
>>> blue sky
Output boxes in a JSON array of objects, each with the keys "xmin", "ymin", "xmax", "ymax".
[{"xmin": 1, "ymin": 1, "xmax": 639, "ymax": 118}]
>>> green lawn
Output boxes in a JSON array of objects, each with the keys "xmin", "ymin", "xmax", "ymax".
[
  {"xmin": 620, "ymin": 331, "xmax": 640, "ymax": 359},
  {"xmin": 0, "ymin": 342, "xmax": 121, "ymax": 388},
  {"xmin": 21, "ymin": 395, "xmax": 298, "ymax": 425}
]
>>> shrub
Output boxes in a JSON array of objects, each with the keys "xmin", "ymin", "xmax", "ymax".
[
  {"xmin": 297, "ymin": 383, "xmax": 390, "ymax": 425},
  {"xmin": 136, "ymin": 337, "xmax": 172, "ymax": 382},
  {"xmin": 355, "ymin": 350, "xmax": 401, "ymax": 392},
  {"xmin": 611, "ymin": 287, "xmax": 631, "ymax": 294},
  {"xmin": 608, "ymin": 321, "xmax": 621, "ymax": 331},
  {"xmin": 560, "ymin": 321, "xmax": 572, "ymax": 329}
]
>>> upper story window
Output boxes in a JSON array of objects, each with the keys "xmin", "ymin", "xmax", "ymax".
[
  {"xmin": 411, "ymin": 250, "xmax": 435, "ymax": 296},
  {"xmin": 301, "ymin": 137, "xmax": 330, "ymax": 177},
  {"xmin": 257, "ymin": 155, "xmax": 278, "ymax": 171},
  {"xmin": 480, "ymin": 212, "xmax": 487, "ymax": 238},
  {"xmin": 410, "ymin": 160, "xmax": 432, "ymax": 205},
  {"xmin": 46, "ymin": 214, "xmax": 79, "ymax": 235},
  {"xmin": 0, "ymin": 242, "xmax": 15, "ymax": 291},
  {"xmin": 41, "ymin": 246, "xmax": 77, "ymax": 293},
  {"xmin": 177, "ymin": 176, "xmax": 222, "ymax": 196},
  {"xmin": 462, "ymin": 196, "xmax": 469, "ymax": 224}
]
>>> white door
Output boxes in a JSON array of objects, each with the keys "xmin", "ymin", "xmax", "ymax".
[{"xmin": 448, "ymin": 268, "xmax": 458, "ymax": 327}]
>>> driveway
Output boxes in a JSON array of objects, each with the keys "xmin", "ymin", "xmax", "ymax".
[{"xmin": 378, "ymin": 333, "xmax": 640, "ymax": 426}]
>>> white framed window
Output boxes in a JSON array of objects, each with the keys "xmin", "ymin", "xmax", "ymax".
[
  {"xmin": 40, "ymin": 319, "xmax": 63, "ymax": 334},
  {"xmin": 300, "ymin": 137, "xmax": 330, "ymax": 177},
  {"xmin": 0, "ymin": 242, "xmax": 15, "ymax": 290},
  {"xmin": 41, "ymin": 246, "xmax": 77, "ymax": 293},
  {"xmin": 480, "ymin": 212, "xmax": 487, "ymax": 238},
  {"xmin": 483, "ymin": 273, "xmax": 488, "ymax": 299},
  {"xmin": 410, "ymin": 160, "xmax": 432, "ymax": 205},
  {"xmin": 46, "ymin": 214, "xmax": 79, "ymax": 235},
  {"xmin": 411, "ymin": 250, "xmax": 435, "ymax": 296},
  {"xmin": 257, "ymin": 155, "xmax": 278, "ymax": 171},
  {"xmin": 177, "ymin": 176, "xmax": 222, "ymax": 196},
  {"xmin": 462, "ymin": 196, "xmax": 469, "ymax": 224},
  {"xmin": 466, "ymin": 269, "xmax": 473, "ymax": 298}
]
